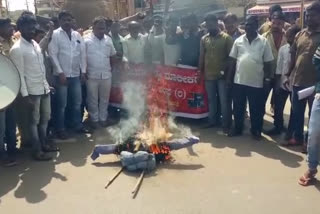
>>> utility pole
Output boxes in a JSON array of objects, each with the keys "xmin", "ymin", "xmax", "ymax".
[
  {"xmin": 34, "ymin": 0, "xmax": 38, "ymax": 15},
  {"xmin": 25, "ymin": 0, "xmax": 29, "ymax": 11}
]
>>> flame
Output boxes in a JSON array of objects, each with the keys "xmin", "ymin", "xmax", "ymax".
[{"xmin": 135, "ymin": 71, "xmax": 173, "ymax": 147}]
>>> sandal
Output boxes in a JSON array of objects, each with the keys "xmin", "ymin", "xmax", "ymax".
[
  {"xmin": 281, "ymin": 138, "xmax": 303, "ymax": 147},
  {"xmin": 298, "ymin": 170, "xmax": 318, "ymax": 186}
]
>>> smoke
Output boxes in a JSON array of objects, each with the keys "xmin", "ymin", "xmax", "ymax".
[
  {"xmin": 108, "ymin": 81, "xmax": 147, "ymax": 143},
  {"xmin": 108, "ymin": 79, "xmax": 194, "ymax": 144}
]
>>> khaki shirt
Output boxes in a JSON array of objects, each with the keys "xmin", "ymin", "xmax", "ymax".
[
  {"xmin": 201, "ymin": 32, "xmax": 233, "ymax": 80},
  {"xmin": 263, "ymin": 30, "xmax": 287, "ymax": 78},
  {"xmin": 0, "ymin": 36, "xmax": 15, "ymax": 56},
  {"xmin": 259, "ymin": 21, "xmax": 291, "ymax": 35},
  {"xmin": 291, "ymin": 28, "xmax": 320, "ymax": 87}
]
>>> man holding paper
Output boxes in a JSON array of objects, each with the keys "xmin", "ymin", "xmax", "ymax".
[
  {"xmin": 284, "ymin": 2, "xmax": 320, "ymax": 147},
  {"xmin": 298, "ymin": 44, "xmax": 320, "ymax": 186}
]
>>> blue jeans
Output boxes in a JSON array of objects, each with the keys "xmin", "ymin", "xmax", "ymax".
[
  {"xmin": 291, "ymin": 86, "xmax": 314, "ymax": 142},
  {"xmin": 205, "ymin": 80, "xmax": 230, "ymax": 129},
  {"xmin": 29, "ymin": 94, "xmax": 51, "ymax": 153},
  {"xmin": 55, "ymin": 77, "xmax": 83, "ymax": 131},
  {"xmin": 307, "ymin": 97, "xmax": 320, "ymax": 170}
]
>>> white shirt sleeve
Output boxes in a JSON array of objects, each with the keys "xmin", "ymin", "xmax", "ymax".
[
  {"xmin": 229, "ymin": 40, "xmax": 238, "ymax": 59},
  {"xmin": 263, "ymin": 40, "xmax": 274, "ymax": 62},
  {"xmin": 110, "ymin": 40, "xmax": 116, "ymax": 57},
  {"xmin": 48, "ymin": 32, "xmax": 64, "ymax": 74},
  {"xmin": 122, "ymin": 39, "xmax": 129, "ymax": 62},
  {"xmin": 79, "ymin": 35, "xmax": 87, "ymax": 74},
  {"xmin": 10, "ymin": 46, "xmax": 28, "ymax": 97}
]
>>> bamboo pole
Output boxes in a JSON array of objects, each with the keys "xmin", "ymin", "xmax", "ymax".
[
  {"xmin": 105, "ymin": 167, "xmax": 124, "ymax": 189},
  {"xmin": 132, "ymin": 170, "xmax": 145, "ymax": 198}
]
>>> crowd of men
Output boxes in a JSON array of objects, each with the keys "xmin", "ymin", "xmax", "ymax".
[{"xmin": 0, "ymin": 1, "xmax": 320, "ymax": 186}]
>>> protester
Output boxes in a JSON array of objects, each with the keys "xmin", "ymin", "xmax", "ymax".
[
  {"xmin": 122, "ymin": 21, "xmax": 147, "ymax": 64},
  {"xmin": 10, "ymin": 14, "xmax": 56, "ymax": 161},
  {"xmin": 224, "ymin": 13, "xmax": 245, "ymax": 41},
  {"xmin": 147, "ymin": 15, "xmax": 165, "ymax": 64},
  {"xmin": 166, "ymin": 14, "xmax": 203, "ymax": 67},
  {"xmin": 284, "ymin": 2, "xmax": 320, "ymax": 147},
  {"xmin": 84, "ymin": 17, "xmax": 116, "ymax": 129},
  {"xmin": 265, "ymin": 26, "xmax": 300, "ymax": 136},
  {"xmin": 259, "ymin": 4, "xmax": 291, "ymax": 34},
  {"xmin": 48, "ymin": 11, "xmax": 88, "ymax": 139},
  {"xmin": 0, "ymin": 17, "xmax": 18, "ymax": 167},
  {"xmin": 199, "ymin": 14, "xmax": 233, "ymax": 133},
  {"xmin": 163, "ymin": 16, "xmax": 181, "ymax": 66},
  {"xmin": 228, "ymin": 16, "xmax": 274, "ymax": 140},
  {"xmin": 262, "ymin": 11, "xmax": 287, "ymax": 122},
  {"xmin": 298, "ymin": 45, "xmax": 320, "ymax": 186}
]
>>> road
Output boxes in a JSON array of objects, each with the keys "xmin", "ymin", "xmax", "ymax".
[{"xmin": 0, "ymin": 106, "xmax": 319, "ymax": 214}]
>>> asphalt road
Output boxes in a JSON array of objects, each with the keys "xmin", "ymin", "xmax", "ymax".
[{"xmin": 0, "ymin": 105, "xmax": 319, "ymax": 214}]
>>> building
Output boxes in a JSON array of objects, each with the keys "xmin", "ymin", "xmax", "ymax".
[
  {"xmin": 0, "ymin": 0, "xmax": 8, "ymax": 17},
  {"xmin": 35, "ymin": 0, "xmax": 66, "ymax": 17},
  {"xmin": 248, "ymin": 0, "xmax": 314, "ymax": 16},
  {"xmin": 154, "ymin": 0, "xmax": 226, "ymax": 19}
]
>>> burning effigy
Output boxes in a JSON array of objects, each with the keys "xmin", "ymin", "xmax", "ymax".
[{"xmin": 91, "ymin": 70, "xmax": 200, "ymax": 197}]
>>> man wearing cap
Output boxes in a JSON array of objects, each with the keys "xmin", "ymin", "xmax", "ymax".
[{"xmin": 0, "ymin": 17, "xmax": 18, "ymax": 167}]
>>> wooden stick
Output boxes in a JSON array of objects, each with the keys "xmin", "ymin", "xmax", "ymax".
[
  {"xmin": 105, "ymin": 167, "xmax": 124, "ymax": 189},
  {"xmin": 132, "ymin": 170, "xmax": 145, "ymax": 198}
]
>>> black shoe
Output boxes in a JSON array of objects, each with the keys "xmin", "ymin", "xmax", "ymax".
[
  {"xmin": 32, "ymin": 151, "xmax": 52, "ymax": 161},
  {"xmin": 75, "ymin": 126, "xmax": 91, "ymax": 134},
  {"xmin": 228, "ymin": 129, "xmax": 242, "ymax": 137},
  {"xmin": 252, "ymin": 132, "xmax": 262, "ymax": 141},
  {"xmin": 265, "ymin": 128, "xmax": 282, "ymax": 136},
  {"xmin": 56, "ymin": 131, "xmax": 69, "ymax": 140}
]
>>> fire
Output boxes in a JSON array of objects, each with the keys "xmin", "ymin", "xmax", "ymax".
[{"xmin": 134, "ymin": 72, "xmax": 173, "ymax": 148}]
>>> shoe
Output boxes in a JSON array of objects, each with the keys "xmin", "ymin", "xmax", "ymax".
[
  {"xmin": 284, "ymin": 132, "xmax": 293, "ymax": 141},
  {"xmin": 228, "ymin": 129, "xmax": 242, "ymax": 137},
  {"xmin": 265, "ymin": 127, "xmax": 282, "ymax": 136},
  {"xmin": 223, "ymin": 127, "xmax": 230, "ymax": 135},
  {"xmin": 75, "ymin": 126, "xmax": 91, "ymax": 134},
  {"xmin": 56, "ymin": 131, "xmax": 69, "ymax": 140},
  {"xmin": 252, "ymin": 132, "xmax": 262, "ymax": 141},
  {"xmin": 2, "ymin": 158, "xmax": 18, "ymax": 167},
  {"xmin": 32, "ymin": 151, "xmax": 52, "ymax": 161},
  {"xmin": 281, "ymin": 138, "xmax": 303, "ymax": 146},
  {"xmin": 90, "ymin": 122, "xmax": 100, "ymax": 130}
]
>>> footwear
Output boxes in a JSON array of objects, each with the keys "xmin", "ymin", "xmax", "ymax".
[
  {"xmin": 284, "ymin": 132, "xmax": 293, "ymax": 141},
  {"xmin": 56, "ymin": 131, "xmax": 69, "ymax": 140},
  {"xmin": 299, "ymin": 170, "xmax": 318, "ymax": 186},
  {"xmin": 265, "ymin": 127, "xmax": 282, "ymax": 136},
  {"xmin": 301, "ymin": 143, "xmax": 308, "ymax": 154},
  {"xmin": 228, "ymin": 129, "xmax": 242, "ymax": 137},
  {"xmin": 90, "ymin": 122, "xmax": 100, "ymax": 130},
  {"xmin": 75, "ymin": 126, "xmax": 91, "ymax": 134},
  {"xmin": 281, "ymin": 138, "xmax": 303, "ymax": 147},
  {"xmin": 252, "ymin": 132, "xmax": 262, "ymax": 141},
  {"xmin": 42, "ymin": 144, "xmax": 60, "ymax": 153},
  {"xmin": 222, "ymin": 127, "xmax": 230, "ymax": 135},
  {"xmin": 32, "ymin": 151, "xmax": 52, "ymax": 161},
  {"xmin": 2, "ymin": 158, "xmax": 18, "ymax": 167}
]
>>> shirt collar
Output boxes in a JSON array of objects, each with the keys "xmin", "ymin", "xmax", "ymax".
[
  {"xmin": 128, "ymin": 34, "xmax": 142, "ymax": 40},
  {"xmin": 20, "ymin": 36, "xmax": 35, "ymax": 46},
  {"xmin": 244, "ymin": 33, "xmax": 260, "ymax": 42}
]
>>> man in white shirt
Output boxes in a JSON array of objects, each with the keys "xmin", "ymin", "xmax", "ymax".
[
  {"xmin": 163, "ymin": 16, "xmax": 181, "ymax": 66},
  {"xmin": 122, "ymin": 21, "xmax": 146, "ymax": 64},
  {"xmin": 85, "ymin": 17, "xmax": 116, "ymax": 129},
  {"xmin": 227, "ymin": 16, "xmax": 274, "ymax": 140},
  {"xmin": 10, "ymin": 14, "xmax": 55, "ymax": 161},
  {"xmin": 48, "ymin": 11, "xmax": 88, "ymax": 139},
  {"xmin": 266, "ymin": 26, "xmax": 301, "ymax": 137},
  {"xmin": 146, "ymin": 15, "xmax": 164, "ymax": 64}
]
